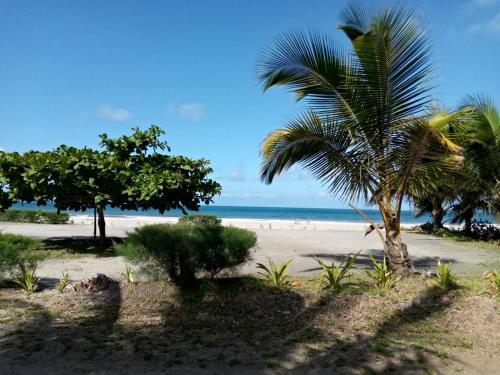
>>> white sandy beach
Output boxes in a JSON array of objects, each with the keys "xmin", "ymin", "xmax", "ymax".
[{"xmin": 1, "ymin": 215, "xmax": 498, "ymax": 282}]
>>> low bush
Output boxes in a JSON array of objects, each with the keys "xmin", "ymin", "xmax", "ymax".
[
  {"xmin": 366, "ymin": 255, "xmax": 400, "ymax": 289},
  {"xmin": 0, "ymin": 209, "xmax": 69, "ymax": 224},
  {"xmin": 58, "ymin": 272, "xmax": 71, "ymax": 293},
  {"xmin": 257, "ymin": 258, "xmax": 292, "ymax": 287},
  {"xmin": 470, "ymin": 221, "xmax": 500, "ymax": 241},
  {"xmin": 434, "ymin": 259, "xmax": 456, "ymax": 289},
  {"xmin": 484, "ymin": 269, "xmax": 500, "ymax": 294},
  {"xmin": 0, "ymin": 233, "xmax": 39, "ymax": 277},
  {"xmin": 315, "ymin": 252, "xmax": 359, "ymax": 292},
  {"xmin": 117, "ymin": 220, "xmax": 256, "ymax": 288},
  {"xmin": 13, "ymin": 264, "xmax": 39, "ymax": 294}
]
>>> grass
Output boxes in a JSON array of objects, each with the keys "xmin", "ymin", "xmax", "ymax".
[{"xmin": 0, "ymin": 273, "xmax": 497, "ymax": 373}]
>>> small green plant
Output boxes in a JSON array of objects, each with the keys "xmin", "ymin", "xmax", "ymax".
[
  {"xmin": 257, "ymin": 258, "xmax": 292, "ymax": 287},
  {"xmin": 13, "ymin": 264, "xmax": 39, "ymax": 294},
  {"xmin": 123, "ymin": 265, "xmax": 134, "ymax": 283},
  {"xmin": 433, "ymin": 259, "xmax": 456, "ymax": 289},
  {"xmin": 57, "ymin": 272, "xmax": 71, "ymax": 293},
  {"xmin": 315, "ymin": 252, "xmax": 359, "ymax": 292},
  {"xmin": 366, "ymin": 255, "xmax": 400, "ymax": 289},
  {"xmin": 484, "ymin": 269, "xmax": 500, "ymax": 293}
]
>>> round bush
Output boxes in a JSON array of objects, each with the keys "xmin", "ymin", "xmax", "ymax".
[{"xmin": 117, "ymin": 220, "xmax": 256, "ymax": 287}]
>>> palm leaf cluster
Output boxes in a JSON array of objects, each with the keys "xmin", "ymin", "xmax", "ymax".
[{"xmin": 258, "ymin": 2, "xmax": 463, "ymax": 227}]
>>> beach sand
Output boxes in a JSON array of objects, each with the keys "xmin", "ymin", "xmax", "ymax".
[{"xmin": 1, "ymin": 216, "xmax": 497, "ymax": 281}]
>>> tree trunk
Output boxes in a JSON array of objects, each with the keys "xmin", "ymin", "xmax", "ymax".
[
  {"xmin": 97, "ymin": 207, "xmax": 106, "ymax": 242},
  {"xmin": 463, "ymin": 215, "xmax": 473, "ymax": 235},
  {"xmin": 431, "ymin": 207, "xmax": 445, "ymax": 231},
  {"xmin": 384, "ymin": 224, "xmax": 412, "ymax": 276},
  {"xmin": 93, "ymin": 207, "xmax": 97, "ymax": 240}
]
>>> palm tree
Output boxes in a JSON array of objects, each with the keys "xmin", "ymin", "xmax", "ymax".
[
  {"xmin": 256, "ymin": 2, "xmax": 466, "ymax": 275},
  {"xmin": 451, "ymin": 95, "xmax": 500, "ymax": 232}
]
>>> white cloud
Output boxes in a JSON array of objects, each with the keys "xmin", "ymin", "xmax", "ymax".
[
  {"xmin": 168, "ymin": 102, "xmax": 206, "ymax": 121},
  {"xmin": 97, "ymin": 105, "xmax": 131, "ymax": 123},
  {"xmin": 467, "ymin": 11, "xmax": 500, "ymax": 34}
]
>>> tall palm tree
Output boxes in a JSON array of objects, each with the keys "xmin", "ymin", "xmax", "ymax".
[{"xmin": 257, "ymin": 2, "xmax": 466, "ymax": 275}]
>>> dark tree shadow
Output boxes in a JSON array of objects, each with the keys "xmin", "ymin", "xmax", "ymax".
[
  {"xmin": 41, "ymin": 236, "xmax": 122, "ymax": 257},
  {"xmin": 0, "ymin": 277, "xmax": 466, "ymax": 374},
  {"xmin": 0, "ymin": 279, "xmax": 122, "ymax": 373},
  {"xmin": 302, "ymin": 251, "xmax": 456, "ymax": 272}
]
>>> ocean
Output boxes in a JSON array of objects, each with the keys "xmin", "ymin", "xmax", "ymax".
[{"xmin": 10, "ymin": 202, "xmax": 497, "ymax": 224}]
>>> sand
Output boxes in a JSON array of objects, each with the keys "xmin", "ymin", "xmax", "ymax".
[{"xmin": 1, "ymin": 216, "xmax": 498, "ymax": 281}]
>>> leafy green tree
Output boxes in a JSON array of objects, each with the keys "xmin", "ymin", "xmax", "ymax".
[
  {"xmin": 0, "ymin": 126, "xmax": 221, "ymax": 240},
  {"xmin": 256, "ymin": 2, "xmax": 465, "ymax": 275}
]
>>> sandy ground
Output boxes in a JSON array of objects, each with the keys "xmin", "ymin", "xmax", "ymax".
[{"xmin": 1, "ymin": 216, "xmax": 498, "ymax": 281}]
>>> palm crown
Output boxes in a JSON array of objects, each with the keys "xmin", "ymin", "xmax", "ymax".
[{"xmin": 257, "ymin": 2, "xmax": 466, "ymax": 274}]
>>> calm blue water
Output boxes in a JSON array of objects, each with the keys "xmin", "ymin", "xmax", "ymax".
[{"xmin": 10, "ymin": 202, "xmax": 497, "ymax": 224}]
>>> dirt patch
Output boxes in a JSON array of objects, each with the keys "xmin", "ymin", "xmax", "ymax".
[{"xmin": 0, "ymin": 275, "xmax": 498, "ymax": 374}]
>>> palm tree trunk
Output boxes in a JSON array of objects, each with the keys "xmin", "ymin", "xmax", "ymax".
[
  {"xmin": 431, "ymin": 206, "xmax": 445, "ymax": 231},
  {"xmin": 463, "ymin": 215, "xmax": 473, "ymax": 235},
  {"xmin": 384, "ymin": 223, "xmax": 412, "ymax": 276}
]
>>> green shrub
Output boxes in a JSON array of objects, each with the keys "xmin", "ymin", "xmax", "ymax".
[
  {"xmin": 257, "ymin": 258, "xmax": 292, "ymax": 287},
  {"xmin": 366, "ymin": 255, "xmax": 400, "ymax": 289},
  {"xmin": 202, "ymin": 226, "xmax": 256, "ymax": 277},
  {"xmin": 178, "ymin": 214, "xmax": 221, "ymax": 226},
  {"xmin": 484, "ymin": 269, "xmax": 500, "ymax": 293},
  {"xmin": 123, "ymin": 265, "xmax": 134, "ymax": 283},
  {"xmin": 58, "ymin": 272, "xmax": 71, "ymax": 293},
  {"xmin": 315, "ymin": 252, "xmax": 359, "ymax": 292},
  {"xmin": 0, "ymin": 233, "xmax": 39, "ymax": 276},
  {"xmin": 0, "ymin": 209, "xmax": 69, "ymax": 224},
  {"xmin": 13, "ymin": 264, "xmax": 39, "ymax": 294},
  {"xmin": 434, "ymin": 259, "xmax": 456, "ymax": 289},
  {"xmin": 117, "ymin": 221, "xmax": 256, "ymax": 288}
]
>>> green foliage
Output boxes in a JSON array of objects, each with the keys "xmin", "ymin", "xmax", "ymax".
[
  {"xmin": 484, "ymin": 269, "xmax": 500, "ymax": 293},
  {"xmin": 57, "ymin": 272, "xmax": 71, "ymax": 293},
  {"xmin": 117, "ymin": 221, "xmax": 255, "ymax": 288},
  {"xmin": 366, "ymin": 255, "xmax": 400, "ymax": 289},
  {"xmin": 203, "ymin": 226, "xmax": 256, "ymax": 278},
  {"xmin": 178, "ymin": 214, "xmax": 222, "ymax": 226},
  {"xmin": 0, "ymin": 209, "xmax": 69, "ymax": 224},
  {"xmin": 256, "ymin": 258, "xmax": 292, "ymax": 287},
  {"xmin": 123, "ymin": 265, "xmax": 134, "ymax": 283},
  {"xmin": 315, "ymin": 252, "xmax": 358, "ymax": 292},
  {"xmin": 0, "ymin": 233, "xmax": 38, "ymax": 275},
  {"xmin": 256, "ymin": 2, "xmax": 468, "ymax": 274},
  {"xmin": 13, "ymin": 264, "xmax": 39, "ymax": 294},
  {"xmin": 434, "ymin": 259, "xmax": 456, "ymax": 289},
  {"xmin": 0, "ymin": 126, "xmax": 221, "ymax": 239}
]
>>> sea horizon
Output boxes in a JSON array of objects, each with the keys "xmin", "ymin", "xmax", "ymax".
[{"xmin": 10, "ymin": 202, "xmax": 497, "ymax": 225}]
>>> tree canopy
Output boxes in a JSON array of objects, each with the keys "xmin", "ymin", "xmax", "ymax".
[{"xmin": 0, "ymin": 126, "xmax": 221, "ymax": 239}]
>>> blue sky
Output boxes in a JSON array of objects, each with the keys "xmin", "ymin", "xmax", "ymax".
[{"xmin": 1, "ymin": 0, "xmax": 499, "ymax": 208}]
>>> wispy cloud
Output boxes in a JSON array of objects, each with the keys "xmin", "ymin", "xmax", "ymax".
[
  {"xmin": 168, "ymin": 102, "xmax": 206, "ymax": 121},
  {"xmin": 225, "ymin": 164, "xmax": 247, "ymax": 181},
  {"xmin": 469, "ymin": 0, "xmax": 499, "ymax": 6},
  {"xmin": 97, "ymin": 105, "xmax": 131, "ymax": 123},
  {"xmin": 466, "ymin": 11, "xmax": 500, "ymax": 35}
]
